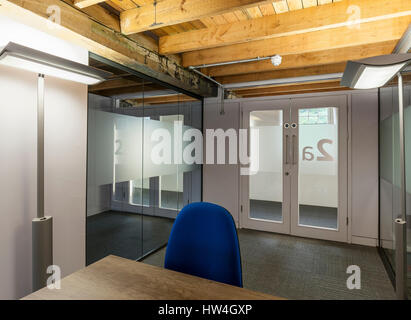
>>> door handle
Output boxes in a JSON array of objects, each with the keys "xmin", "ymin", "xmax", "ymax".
[
  {"xmin": 285, "ymin": 134, "xmax": 290, "ymax": 164},
  {"xmin": 292, "ymin": 134, "xmax": 297, "ymax": 164}
]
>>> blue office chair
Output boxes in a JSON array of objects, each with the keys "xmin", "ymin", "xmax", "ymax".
[{"xmin": 164, "ymin": 202, "xmax": 242, "ymax": 287}]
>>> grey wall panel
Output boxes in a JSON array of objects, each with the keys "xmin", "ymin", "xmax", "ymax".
[
  {"xmin": 351, "ymin": 92, "xmax": 379, "ymax": 239},
  {"xmin": 203, "ymin": 100, "xmax": 240, "ymax": 223}
]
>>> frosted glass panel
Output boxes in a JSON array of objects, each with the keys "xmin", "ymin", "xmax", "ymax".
[
  {"xmin": 88, "ymin": 109, "xmax": 196, "ymax": 186},
  {"xmin": 298, "ymin": 107, "xmax": 338, "ymax": 229},
  {"xmin": 249, "ymin": 110, "xmax": 283, "ymax": 222},
  {"xmin": 130, "ymin": 178, "xmax": 150, "ymax": 206}
]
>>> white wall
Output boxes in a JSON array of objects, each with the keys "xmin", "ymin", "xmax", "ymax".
[
  {"xmin": 0, "ymin": 15, "xmax": 88, "ymax": 299},
  {"xmin": 203, "ymin": 90, "xmax": 379, "ymax": 245}
]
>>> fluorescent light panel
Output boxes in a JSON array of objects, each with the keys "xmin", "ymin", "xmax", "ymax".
[
  {"xmin": 341, "ymin": 53, "xmax": 411, "ymax": 89},
  {"xmin": 353, "ymin": 63, "xmax": 407, "ymax": 89},
  {"xmin": 0, "ymin": 54, "xmax": 101, "ymax": 85},
  {"xmin": 0, "ymin": 42, "xmax": 111, "ymax": 85}
]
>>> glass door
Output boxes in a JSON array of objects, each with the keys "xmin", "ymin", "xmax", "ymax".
[
  {"xmin": 290, "ymin": 96, "xmax": 348, "ymax": 242},
  {"xmin": 241, "ymin": 100, "xmax": 291, "ymax": 234},
  {"xmin": 241, "ymin": 96, "xmax": 348, "ymax": 243}
]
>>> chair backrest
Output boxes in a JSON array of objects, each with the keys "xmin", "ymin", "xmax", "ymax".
[{"xmin": 164, "ymin": 202, "xmax": 242, "ymax": 287}]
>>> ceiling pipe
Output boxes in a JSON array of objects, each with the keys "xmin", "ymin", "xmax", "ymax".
[
  {"xmin": 189, "ymin": 55, "xmax": 281, "ymax": 69},
  {"xmin": 223, "ymin": 73, "xmax": 344, "ymax": 90}
]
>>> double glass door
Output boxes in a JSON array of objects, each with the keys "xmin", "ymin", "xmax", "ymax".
[{"xmin": 241, "ymin": 96, "xmax": 348, "ymax": 242}]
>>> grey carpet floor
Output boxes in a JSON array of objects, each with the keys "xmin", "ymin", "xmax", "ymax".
[
  {"xmin": 250, "ymin": 200, "xmax": 338, "ymax": 229},
  {"xmin": 86, "ymin": 211, "xmax": 173, "ymax": 265},
  {"xmin": 142, "ymin": 229, "xmax": 396, "ymax": 300}
]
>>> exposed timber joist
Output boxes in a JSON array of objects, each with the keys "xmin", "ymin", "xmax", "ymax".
[
  {"xmin": 160, "ymin": 0, "xmax": 411, "ymax": 54},
  {"xmin": 127, "ymin": 94, "xmax": 196, "ymax": 105},
  {"xmin": 216, "ymin": 63, "xmax": 346, "ymax": 85},
  {"xmin": 182, "ymin": 16, "xmax": 411, "ymax": 67},
  {"xmin": 120, "ymin": 0, "xmax": 274, "ymax": 35},
  {"xmin": 0, "ymin": 0, "xmax": 216, "ymax": 97},
  {"xmin": 204, "ymin": 41, "xmax": 397, "ymax": 77},
  {"xmin": 238, "ymin": 87, "xmax": 349, "ymax": 98},
  {"xmin": 234, "ymin": 80, "xmax": 343, "ymax": 96}
]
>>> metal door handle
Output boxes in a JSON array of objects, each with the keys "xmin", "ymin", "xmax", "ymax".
[
  {"xmin": 285, "ymin": 134, "xmax": 290, "ymax": 164},
  {"xmin": 292, "ymin": 134, "xmax": 297, "ymax": 164}
]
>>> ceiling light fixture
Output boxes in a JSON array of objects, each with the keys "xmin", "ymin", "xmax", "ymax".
[{"xmin": 0, "ymin": 42, "xmax": 111, "ymax": 85}]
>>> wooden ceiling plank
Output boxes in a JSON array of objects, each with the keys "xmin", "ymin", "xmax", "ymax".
[
  {"xmin": 79, "ymin": 3, "xmax": 121, "ymax": 31},
  {"xmin": 207, "ymin": 15, "xmax": 229, "ymax": 26},
  {"xmin": 258, "ymin": 3, "xmax": 275, "ymax": 16},
  {"xmin": 105, "ymin": 0, "xmax": 123, "ymax": 12},
  {"xmin": 110, "ymin": 0, "xmax": 138, "ymax": 10},
  {"xmin": 120, "ymin": 0, "xmax": 274, "ymax": 34},
  {"xmin": 160, "ymin": 0, "xmax": 411, "ymax": 55},
  {"xmin": 222, "ymin": 12, "xmax": 240, "ymax": 23},
  {"xmin": 246, "ymin": 6, "xmax": 263, "ymax": 19},
  {"xmin": 181, "ymin": 16, "xmax": 411, "ymax": 66},
  {"xmin": 302, "ymin": 0, "xmax": 317, "ymax": 8},
  {"xmin": 286, "ymin": 0, "xmax": 303, "ymax": 11},
  {"xmin": 318, "ymin": 0, "xmax": 332, "ymax": 5},
  {"xmin": 233, "ymin": 9, "xmax": 250, "ymax": 21},
  {"xmin": 206, "ymin": 41, "xmax": 397, "ymax": 77},
  {"xmin": 74, "ymin": 0, "xmax": 106, "ymax": 9},
  {"xmin": 273, "ymin": 0, "xmax": 289, "ymax": 14}
]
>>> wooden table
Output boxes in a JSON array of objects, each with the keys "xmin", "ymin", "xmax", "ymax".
[{"xmin": 23, "ymin": 255, "xmax": 281, "ymax": 300}]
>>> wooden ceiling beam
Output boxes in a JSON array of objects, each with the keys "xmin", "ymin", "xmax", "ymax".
[
  {"xmin": 160, "ymin": 0, "xmax": 411, "ymax": 54},
  {"xmin": 182, "ymin": 16, "xmax": 411, "ymax": 67},
  {"xmin": 129, "ymin": 94, "xmax": 196, "ymax": 105},
  {"xmin": 234, "ymin": 80, "xmax": 343, "ymax": 96},
  {"xmin": 215, "ymin": 63, "xmax": 346, "ymax": 84},
  {"xmin": 1, "ymin": 0, "xmax": 216, "ymax": 97},
  {"xmin": 238, "ymin": 87, "xmax": 349, "ymax": 98},
  {"xmin": 204, "ymin": 41, "xmax": 397, "ymax": 77},
  {"xmin": 120, "ymin": 0, "xmax": 274, "ymax": 35}
]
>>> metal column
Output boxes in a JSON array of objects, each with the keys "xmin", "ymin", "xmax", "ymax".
[
  {"xmin": 32, "ymin": 74, "xmax": 53, "ymax": 292},
  {"xmin": 395, "ymin": 73, "xmax": 408, "ymax": 300}
]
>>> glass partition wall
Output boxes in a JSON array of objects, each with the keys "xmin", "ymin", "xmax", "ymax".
[
  {"xmin": 86, "ymin": 56, "xmax": 202, "ymax": 265},
  {"xmin": 379, "ymin": 84, "xmax": 411, "ymax": 298}
]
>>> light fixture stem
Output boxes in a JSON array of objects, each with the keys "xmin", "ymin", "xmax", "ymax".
[
  {"xmin": 395, "ymin": 72, "xmax": 408, "ymax": 300},
  {"xmin": 37, "ymin": 74, "xmax": 45, "ymax": 219}
]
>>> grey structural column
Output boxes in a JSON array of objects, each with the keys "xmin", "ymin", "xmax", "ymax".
[
  {"xmin": 395, "ymin": 72, "xmax": 408, "ymax": 300},
  {"xmin": 32, "ymin": 74, "xmax": 53, "ymax": 292}
]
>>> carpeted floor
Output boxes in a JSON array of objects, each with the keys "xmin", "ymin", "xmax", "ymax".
[
  {"xmin": 86, "ymin": 210, "xmax": 173, "ymax": 265},
  {"xmin": 142, "ymin": 229, "xmax": 396, "ymax": 300}
]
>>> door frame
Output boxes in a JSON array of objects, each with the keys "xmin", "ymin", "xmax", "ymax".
[
  {"xmin": 240, "ymin": 99, "xmax": 291, "ymax": 234},
  {"xmin": 239, "ymin": 95, "xmax": 348, "ymax": 243},
  {"xmin": 289, "ymin": 95, "xmax": 348, "ymax": 243}
]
